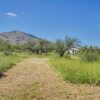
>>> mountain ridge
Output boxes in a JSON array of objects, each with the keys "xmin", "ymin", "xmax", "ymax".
[{"xmin": 0, "ymin": 31, "xmax": 40, "ymax": 45}]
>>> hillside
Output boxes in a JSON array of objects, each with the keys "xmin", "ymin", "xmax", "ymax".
[{"xmin": 0, "ymin": 31, "xmax": 40, "ymax": 45}]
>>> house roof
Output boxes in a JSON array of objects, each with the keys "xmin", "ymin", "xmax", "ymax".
[{"xmin": 69, "ymin": 47, "xmax": 80, "ymax": 51}]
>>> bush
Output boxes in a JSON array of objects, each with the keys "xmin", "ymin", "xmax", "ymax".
[
  {"xmin": 80, "ymin": 46, "xmax": 100, "ymax": 62},
  {"xmin": 0, "ymin": 62, "xmax": 15, "ymax": 72},
  {"xmin": 80, "ymin": 52, "xmax": 98, "ymax": 62},
  {"xmin": 3, "ymin": 50, "xmax": 12, "ymax": 56}
]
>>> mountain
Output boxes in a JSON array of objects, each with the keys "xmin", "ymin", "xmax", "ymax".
[{"xmin": 0, "ymin": 31, "xmax": 40, "ymax": 45}]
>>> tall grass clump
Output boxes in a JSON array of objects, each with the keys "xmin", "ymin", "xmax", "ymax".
[{"xmin": 50, "ymin": 57, "xmax": 100, "ymax": 84}]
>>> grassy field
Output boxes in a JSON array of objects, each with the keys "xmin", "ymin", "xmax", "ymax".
[
  {"xmin": 0, "ymin": 51, "xmax": 55, "ymax": 74},
  {"xmin": 1, "ymin": 51, "xmax": 100, "ymax": 85},
  {"xmin": 0, "ymin": 52, "xmax": 34, "ymax": 73},
  {"xmin": 50, "ymin": 57, "xmax": 100, "ymax": 84}
]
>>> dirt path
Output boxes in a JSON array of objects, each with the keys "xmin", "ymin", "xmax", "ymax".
[{"xmin": 0, "ymin": 58, "xmax": 100, "ymax": 100}]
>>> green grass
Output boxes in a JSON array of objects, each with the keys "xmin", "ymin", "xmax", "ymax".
[
  {"xmin": 50, "ymin": 57, "xmax": 100, "ymax": 84},
  {"xmin": 0, "ymin": 51, "xmax": 55, "ymax": 73},
  {"xmin": 0, "ymin": 52, "xmax": 35, "ymax": 73}
]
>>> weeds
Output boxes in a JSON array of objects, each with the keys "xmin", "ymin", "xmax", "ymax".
[
  {"xmin": 0, "ymin": 52, "xmax": 34, "ymax": 73},
  {"xmin": 50, "ymin": 57, "xmax": 100, "ymax": 84}
]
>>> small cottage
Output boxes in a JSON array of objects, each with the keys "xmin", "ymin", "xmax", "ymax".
[{"xmin": 66, "ymin": 47, "xmax": 80, "ymax": 54}]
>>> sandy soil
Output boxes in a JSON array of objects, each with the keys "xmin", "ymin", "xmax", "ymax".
[{"xmin": 0, "ymin": 58, "xmax": 100, "ymax": 100}]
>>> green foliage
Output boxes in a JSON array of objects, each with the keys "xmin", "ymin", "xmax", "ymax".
[
  {"xmin": 0, "ymin": 38, "xmax": 54, "ymax": 55},
  {"xmin": 55, "ymin": 39, "xmax": 65, "ymax": 57},
  {"xmin": 64, "ymin": 36, "xmax": 80, "ymax": 50},
  {"xmin": 50, "ymin": 57, "xmax": 100, "ymax": 84},
  {"xmin": 55, "ymin": 36, "xmax": 80, "ymax": 57},
  {"xmin": 64, "ymin": 52, "xmax": 70, "ymax": 59},
  {"xmin": 0, "ymin": 62, "xmax": 15, "ymax": 72},
  {"xmin": 0, "ymin": 52, "xmax": 35, "ymax": 73},
  {"xmin": 3, "ymin": 50, "xmax": 12, "ymax": 56},
  {"xmin": 80, "ymin": 46, "xmax": 100, "ymax": 62},
  {"xmin": 0, "ymin": 39, "xmax": 12, "ymax": 51}
]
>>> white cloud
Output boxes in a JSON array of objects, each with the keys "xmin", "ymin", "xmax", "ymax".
[{"xmin": 5, "ymin": 12, "xmax": 18, "ymax": 17}]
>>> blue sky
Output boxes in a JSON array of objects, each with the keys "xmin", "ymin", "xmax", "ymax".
[{"xmin": 0, "ymin": 0, "xmax": 100, "ymax": 46}]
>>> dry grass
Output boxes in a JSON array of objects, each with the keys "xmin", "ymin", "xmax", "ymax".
[
  {"xmin": 0, "ymin": 58, "xmax": 68, "ymax": 100},
  {"xmin": 0, "ymin": 58, "xmax": 100, "ymax": 100}
]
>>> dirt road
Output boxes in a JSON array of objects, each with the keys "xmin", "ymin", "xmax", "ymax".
[{"xmin": 0, "ymin": 58, "xmax": 100, "ymax": 100}]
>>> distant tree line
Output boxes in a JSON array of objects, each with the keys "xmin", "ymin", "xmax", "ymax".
[
  {"xmin": 80, "ymin": 46, "xmax": 100, "ymax": 62},
  {"xmin": 0, "ymin": 36, "xmax": 100, "ymax": 62},
  {"xmin": 0, "ymin": 38, "xmax": 54, "ymax": 55}
]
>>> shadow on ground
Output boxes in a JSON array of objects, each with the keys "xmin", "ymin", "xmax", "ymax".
[{"xmin": 0, "ymin": 73, "xmax": 6, "ymax": 78}]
